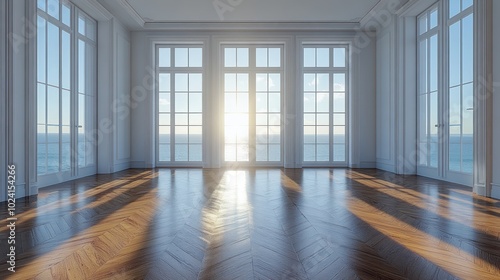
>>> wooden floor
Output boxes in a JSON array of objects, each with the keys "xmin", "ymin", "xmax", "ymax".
[{"xmin": 1, "ymin": 168, "xmax": 500, "ymax": 279}]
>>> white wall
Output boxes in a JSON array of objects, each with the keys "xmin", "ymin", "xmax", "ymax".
[
  {"xmin": 129, "ymin": 31, "xmax": 155, "ymax": 168},
  {"xmin": 352, "ymin": 34, "xmax": 377, "ymax": 168},
  {"xmin": 492, "ymin": 1, "xmax": 500, "ymax": 199},
  {"xmin": 113, "ymin": 22, "xmax": 132, "ymax": 171},
  {"xmin": 376, "ymin": 18, "xmax": 397, "ymax": 173},
  {"xmin": 129, "ymin": 30, "xmax": 377, "ymax": 169},
  {"xmin": 0, "ymin": 1, "xmax": 7, "ymax": 202},
  {"xmin": 96, "ymin": 18, "xmax": 132, "ymax": 174}
]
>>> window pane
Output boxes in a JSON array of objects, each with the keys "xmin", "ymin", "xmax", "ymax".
[
  {"xmin": 462, "ymin": 0, "xmax": 473, "ymax": 10},
  {"xmin": 304, "ymin": 144, "xmax": 315, "ymax": 161},
  {"xmin": 316, "ymin": 93, "xmax": 329, "ymax": 112},
  {"xmin": 47, "ymin": 86, "xmax": 59, "ymax": 125},
  {"xmin": 159, "ymin": 144, "xmax": 171, "ymax": 161},
  {"xmin": 429, "ymin": 35, "xmax": 438, "ymax": 92},
  {"xmin": 189, "ymin": 48, "xmax": 202, "ymax": 67},
  {"xmin": 269, "ymin": 74, "xmax": 280, "ymax": 91},
  {"xmin": 256, "ymin": 48, "xmax": 267, "ymax": 67},
  {"xmin": 175, "ymin": 144, "xmax": 188, "ymax": 161},
  {"xmin": 175, "ymin": 73, "xmax": 188, "ymax": 91},
  {"xmin": 462, "ymin": 14, "xmax": 473, "ymax": 83},
  {"xmin": 269, "ymin": 48, "xmax": 280, "ymax": 67},
  {"xmin": 419, "ymin": 14, "xmax": 427, "ymax": 35},
  {"xmin": 316, "ymin": 48, "xmax": 329, "ymax": 67},
  {"xmin": 237, "ymin": 48, "xmax": 249, "ymax": 67},
  {"xmin": 175, "ymin": 48, "xmax": 188, "ymax": 67},
  {"xmin": 304, "ymin": 74, "xmax": 316, "ymax": 91},
  {"xmin": 189, "ymin": 93, "xmax": 202, "ymax": 112},
  {"xmin": 61, "ymin": 90, "xmax": 70, "ymax": 125},
  {"xmin": 78, "ymin": 40, "xmax": 85, "ymax": 93},
  {"xmin": 419, "ymin": 40, "xmax": 427, "ymax": 94},
  {"xmin": 333, "ymin": 145, "xmax": 346, "ymax": 162},
  {"xmin": 62, "ymin": 3, "xmax": 70, "ymax": 26},
  {"xmin": 304, "ymin": 93, "xmax": 316, "ymax": 112},
  {"xmin": 175, "ymin": 92, "xmax": 188, "ymax": 112},
  {"xmin": 37, "ymin": 16, "xmax": 46, "ymax": 83},
  {"xmin": 47, "ymin": 143, "xmax": 59, "ymax": 173},
  {"xmin": 159, "ymin": 93, "xmax": 170, "ymax": 112},
  {"xmin": 159, "ymin": 73, "xmax": 170, "ymax": 92},
  {"xmin": 38, "ymin": 84, "xmax": 46, "ymax": 124},
  {"xmin": 333, "ymin": 48, "xmax": 346, "ymax": 67},
  {"xmin": 189, "ymin": 144, "xmax": 202, "ymax": 161},
  {"xmin": 333, "ymin": 74, "xmax": 345, "ymax": 91},
  {"xmin": 304, "ymin": 48, "xmax": 315, "ymax": 67},
  {"xmin": 159, "ymin": 126, "xmax": 170, "ymax": 143},
  {"xmin": 317, "ymin": 145, "xmax": 329, "ymax": 161},
  {"xmin": 429, "ymin": 9, "xmax": 438, "ymax": 29},
  {"xmin": 47, "ymin": 22, "xmax": 59, "ymax": 87},
  {"xmin": 189, "ymin": 73, "xmax": 202, "ymax": 92},
  {"xmin": 78, "ymin": 16, "xmax": 85, "ymax": 35},
  {"xmin": 317, "ymin": 74, "xmax": 329, "ymax": 91},
  {"xmin": 449, "ymin": 0, "xmax": 460, "ymax": 18},
  {"xmin": 159, "ymin": 48, "xmax": 171, "ymax": 67},
  {"xmin": 225, "ymin": 48, "xmax": 236, "ymax": 67},
  {"xmin": 333, "ymin": 93, "xmax": 345, "ymax": 113},
  {"xmin": 61, "ymin": 31, "xmax": 71, "ymax": 90},
  {"xmin": 47, "ymin": 0, "xmax": 59, "ymax": 20},
  {"xmin": 449, "ymin": 22, "xmax": 461, "ymax": 87},
  {"xmin": 38, "ymin": 0, "xmax": 46, "ymax": 11}
]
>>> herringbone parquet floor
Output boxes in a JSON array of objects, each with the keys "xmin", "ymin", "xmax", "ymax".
[{"xmin": 1, "ymin": 168, "xmax": 500, "ymax": 279}]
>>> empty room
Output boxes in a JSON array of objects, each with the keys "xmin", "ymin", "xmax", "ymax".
[{"xmin": 1, "ymin": 0, "xmax": 500, "ymax": 279}]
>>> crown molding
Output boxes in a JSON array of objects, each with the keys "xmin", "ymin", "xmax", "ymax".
[
  {"xmin": 116, "ymin": 0, "xmax": 145, "ymax": 27},
  {"xmin": 71, "ymin": 0, "xmax": 113, "ymax": 21},
  {"xmin": 142, "ymin": 22, "xmax": 360, "ymax": 31}
]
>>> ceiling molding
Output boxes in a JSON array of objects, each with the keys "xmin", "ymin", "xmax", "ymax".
[
  {"xmin": 359, "ymin": 0, "xmax": 386, "ymax": 27},
  {"xmin": 142, "ymin": 22, "xmax": 361, "ymax": 31},
  {"xmin": 359, "ymin": 0, "xmax": 409, "ymax": 28},
  {"xmin": 396, "ymin": 0, "xmax": 436, "ymax": 17},
  {"xmin": 116, "ymin": 0, "xmax": 145, "ymax": 27},
  {"xmin": 72, "ymin": 0, "xmax": 113, "ymax": 21}
]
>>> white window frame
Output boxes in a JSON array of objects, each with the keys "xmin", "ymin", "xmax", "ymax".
[
  {"xmin": 416, "ymin": 0, "xmax": 474, "ymax": 186},
  {"xmin": 36, "ymin": 0, "xmax": 97, "ymax": 187},
  {"xmin": 300, "ymin": 44, "xmax": 350, "ymax": 167},
  {"xmin": 221, "ymin": 44, "xmax": 285, "ymax": 166},
  {"xmin": 155, "ymin": 42, "xmax": 207, "ymax": 167}
]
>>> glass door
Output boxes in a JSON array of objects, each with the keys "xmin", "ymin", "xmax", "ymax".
[
  {"xmin": 417, "ymin": 0, "xmax": 473, "ymax": 186},
  {"xmin": 36, "ymin": 1, "xmax": 96, "ymax": 187},
  {"xmin": 222, "ymin": 45, "xmax": 283, "ymax": 165}
]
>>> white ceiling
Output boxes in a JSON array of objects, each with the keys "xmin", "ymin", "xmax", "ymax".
[{"xmin": 98, "ymin": 0, "xmax": 385, "ymax": 29}]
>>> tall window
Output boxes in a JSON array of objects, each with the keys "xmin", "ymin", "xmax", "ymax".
[
  {"xmin": 156, "ymin": 45, "xmax": 203, "ymax": 164},
  {"xmin": 302, "ymin": 45, "xmax": 348, "ymax": 165},
  {"xmin": 417, "ymin": 0, "xmax": 474, "ymax": 184},
  {"xmin": 448, "ymin": 0, "xmax": 473, "ymax": 173},
  {"xmin": 418, "ymin": 5, "xmax": 439, "ymax": 168},
  {"xmin": 37, "ymin": 0, "xmax": 96, "ymax": 176},
  {"xmin": 223, "ymin": 45, "xmax": 283, "ymax": 163}
]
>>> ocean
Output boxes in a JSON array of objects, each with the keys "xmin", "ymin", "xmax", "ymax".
[{"xmin": 37, "ymin": 133, "xmax": 474, "ymax": 172}]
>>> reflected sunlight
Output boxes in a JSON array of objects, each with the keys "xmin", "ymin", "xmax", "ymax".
[{"xmin": 347, "ymin": 196, "xmax": 500, "ymax": 279}]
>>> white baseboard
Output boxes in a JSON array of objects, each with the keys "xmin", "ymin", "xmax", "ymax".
[
  {"xmin": 359, "ymin": 161, "xmax": 377, "ymax": 168},
  {"xmin": 475, "ymin": 184, "xmax": 487, "ymax": 197},
  {"xmin": 376, "ymin": 162, "xmax": 396, "ymax": 173},
  {"xmin": 113, "ymin": 162, "xmax": 130, "ymax": 172},
  {"xmin": 491, "ymin": 183, "xmax": 500, "ymax": 199}
]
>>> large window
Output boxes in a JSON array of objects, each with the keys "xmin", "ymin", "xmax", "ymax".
[
  {"xmin": 448, "ymin": 0, "xmax": 474, "ymax": 173},
  {"xmin": 302, "ymin": 45, "xmax": 348, "ymax": 165},
  {"xmin": 417, "ymin": 0, "xmax": 473, "ymax": 185},
  {"xmin": 37, "ymin": 0, "xmax": 96, "ymax": 177},
  {"xmin": 156, "ymin": 45, "xmax": 203, "ymax": 164},
  {"xmin": 223, "ymin": 45, "xmax": 283, "ymax": 164}
]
